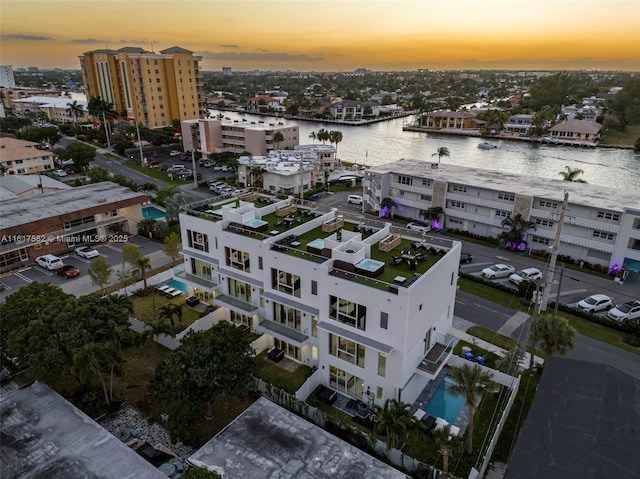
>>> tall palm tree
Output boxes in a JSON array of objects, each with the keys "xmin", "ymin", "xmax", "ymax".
[
  {"xmin": 316, "ymin": 128, "xmax": 330, "ymax": 144},
  {"xmin": 309, "ymin": 131, "xmax": 317, "ymax": 142},
  {"xmin": 134, "ymin": 256, "xmax": 152, "ymax": 289},
  {"xmin": 145, "ymin": 317, "xmax": 176, "ymax": 355},
  {"xmin": 97, "ymin": 319, "xmax": 132, "ymax": 401},
  {"xmin": 249, "ymin": 166, "xmax": 266, "ymax": 188},
  {"xmin": 499, "ymin": 213, "xmax": 536, "ymax": 250},
  {"xmin": 329, "ymin": 130, "xmax": 343, "ymax": 155},
  {"xmin": 71, "ymin": 342, "xmax": 110, "ymax": 404},
  {"xmin": 272, "ymin": 132, "xmax": 284, "ymax": 150},
  {"xmin": 158, "ymin": 304, "xmax": 177, "ymax": 331},
  {"xmin": 558, "ymin": 166, "xmax": 587, "ymax": 183},
  {"xmin": 156, "ymin": 185, "xmax": 179, "ymax": 204},
  {"xmin": 373, "ymin": 399, "xmax": 420, "ymax": 450},
  {"xmin": 530, "ymin": 314, "xmax": 576, "ymax": 369},
  {"xmin": 106, "ymin": 293, "xmax": 134, "ymax": 315},
  {"xmin": 137, "ymin": 218, "xmax": 158, "ymax": 238},
  {"xmin": 432, "ymin": 146, "xmax": 450, "ymax": 164},
  {"xmin": 447, "ymin": 364, "xmax": 494, "ymax": 454},
  {"xmin": 66, "ymin": 100, "xmax": 84, "ymax": 138},
  {"xmin": 138, "ymin": 182, "xmax": 158, "ymax": 196}
]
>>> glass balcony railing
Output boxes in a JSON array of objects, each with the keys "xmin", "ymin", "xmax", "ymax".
[
  {"xmin": 257, "ymin": 315, "xmax": 309, "ymax": 344},
  {"xmin": 418, "ymin": 333, "xmax": 454, "ymax": 374},
  {"xmin": 173, "ymin": 265, "xmax": 218, "ymax": 289}
]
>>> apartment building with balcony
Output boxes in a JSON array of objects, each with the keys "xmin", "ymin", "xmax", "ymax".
[
  {"xmin": 0, "ymin": 182, "xmax": 146, "ymax": 270},
  {"xmin": 79, "ymin": 46, "xmax": 203, "ymax": 129},
  {"xmin": 363, "ymin": 160, "xmax": 640, "ymax": 275},
  {"xmin": 0, "ymin": 137, "xmax": 55, "ymax": 175},
  {"xmin": 180, "ymin": 118, "xmax": 299, "ymax": 156},
  {"xmin": 174, "ymin": 196, "xmax": 460, "ymax": 405}
]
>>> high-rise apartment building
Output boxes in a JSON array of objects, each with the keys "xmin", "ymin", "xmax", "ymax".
[
  {"xmin": 0, "ymin": 65, "xmax": 16, "ymax": 88},
  {"xmin": 79, "ymin": 46, "xmax": 203, "ymax": 129}
]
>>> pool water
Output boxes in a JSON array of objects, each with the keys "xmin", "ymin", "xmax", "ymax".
[
  {"xmin": 245, "ymin": 219, "xmax": 268, "ymax": 228},
  {"xmin": 357, "ymin": 258, "xmax": 385, "ymax": 272},
  {"xmin": 166, "ymin": 279, "xmax": 187, "ymax": 292},
  {"xmin": 422, "ymin": 377, "xmax": 466, "ymax": 424},
  {"xmin": 143, "ymin": 206, "xmax": 166, "ymax": 220}
]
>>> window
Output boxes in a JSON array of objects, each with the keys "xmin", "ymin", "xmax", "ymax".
[
  {"xmin": 498, "ymin": 192, "xmax": 515, "ymax": 202},
  {"xmin": 271, "ymin": 268, "xmax": 301, "ymax": 297},
  {"xmin": 538, "ymin": 200, "xmax": 557, "ymax": 209},
  {"xmin": 450, "ymin": 201, "xmax": 465, "ymax": 209},
  {"xmin": 398, "ymin": 175, "xmax": 413, "ymax": 186},
  {"xmin": 329, "ymin": 334, "xmax": 365, "ymax": 367},
  {"xmin": 273, "ymin": 303, "xmax": 301, "ymax": 331},
  {"xmin": 329, "ymin": 295, "xmax": 367, "ymax": 330},
  {"xmin": 593, "ymin": 231, "xmax": 614, "ymax": 240},
  {"xmin": 450, "ymin": 185, "xmax": 467, "ymax": 193},
  {"xmin": 225, "ymin": 247, "xmax": 250, "ymax": 272},
  {"xmin": 422, "ymin": 179, "xmax": 432, "ymax": 187},
  {"xmin": 531, "ymin": 236, "xmax": 550, "ymax": 245},
  {"xmin": 230, "ymin": 310, "xmax": 251, "ymax": 327},
  {"xmin": 189, "ymin": 258, "xmax": 212, "ymax": 282},
  {"xmin": 495, "ymin": 210, "xmax": 510, "ymax": 218},
  {"xmin": 597, "ymin": 211, "xmax": 620, "ymax": 221},
  {"xmin": 187, "ymin": 230, "xmax": 209, "ymax": 252},
  {"xmin": 420, "ymin": 194, "xmax": 432, "ymax": 201},
  {"xmin": 535, "ymin": 218, "xmax": 554, "ymax": 227},
  {"xmin": 380, "ymin": 312, "xmax": 388, "ymax": 330},
  {"xmin": 258, "ymin": 256, "xmax": 263, "ymax": 270},
  {"xmin": 311, "ymin": 280, "xmax": 317, "ymax": 295},
  {"xmin": 376, "ymin": 386, "xmax": 385, "ymax": 401},
  {"xmin": 378, "ymin": 353, "xmax": 386, "ymax": 377},
  {"xmin": 329, "ymin": 366, "xmax": 363, "ymax": 398},
  {"xmin": 312, "ymin": 315, "xmax": 318, "ymax": 337}
]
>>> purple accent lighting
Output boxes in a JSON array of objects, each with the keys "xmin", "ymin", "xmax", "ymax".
[
  {"xmin": 431, "ymin": 219, "xmax": 442, "ymax": 229},
  {"xmin": 380, "ymin": 206, "xmax": 388, "ymax": 218}
]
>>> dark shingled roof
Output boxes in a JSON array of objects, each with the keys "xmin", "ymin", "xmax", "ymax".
[{"xmin": 505, "ymin": 357, "xmax": 640, "ymax": 479}]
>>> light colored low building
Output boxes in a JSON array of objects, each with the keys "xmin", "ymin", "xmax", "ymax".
[
  {"xmin": 11, "ymin": 96, "xmax": 89, "ymax": 123},
  {"xmin": 0, "ymin": 137, "xmax": 55, "ymax": 175},
  {"xmin": 363, "ymin": 159, "xmax": 640, "ymax": 275}
]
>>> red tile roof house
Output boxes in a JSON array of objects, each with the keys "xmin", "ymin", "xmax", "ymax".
[
  {"xmin": 546, "ymin": 119, "xmax": 603, "ymax": 146},
  {"xmin": 246, "ymin": 95, "xmax": 281, "ymax": 112}
]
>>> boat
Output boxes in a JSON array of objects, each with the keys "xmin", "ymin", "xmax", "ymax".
[{"xmin": 478, "ymin": 142, "xmax": 497, "ymax": 150}]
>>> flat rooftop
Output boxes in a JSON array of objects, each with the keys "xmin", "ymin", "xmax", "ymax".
[
  {"xmin": 0, "ymin": 381, "xmax": 166, "ymax": 479},
  {"xmin": 0, "ymin": 181, "xmax": 147, "ymax": 230},
  {"xmin": 189, "ymin": 397, "xmax": 409, "ymax": 479},
  {"xmin": 368, "ymin": 159, "xmax": 639, "ymax": 212}
]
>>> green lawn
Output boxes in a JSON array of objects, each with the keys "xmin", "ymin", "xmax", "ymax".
[
  {"xmin": 131, "ymin": 291, "xmax": 201, "ymax": 333},
  {"xmin": 599, "ymin": 125, "xmax": 640, "ymax": 146},
  {"xmin": 253, "ymin": 350, "xmax": 313, "ymax": 394}
]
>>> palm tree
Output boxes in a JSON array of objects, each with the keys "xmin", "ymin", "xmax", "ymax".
[
  {"xmin": 530, "ymin": 314, "xmax": 576, "ymax": 369},
  {"xmin": 0, "ymin": 164, "xmax": 8, "ymax": 177},
  {"xmin": 145, "ymin": 317, "xmax": 176, "ymax": 355},
  {"xmin": 97, "ymin": 319, "xmax": 132, "ymax": 401},
  {"xmin": 309, "ymin": 131, "xmax": 317, "ymax": 142},
  {"xmin": 137, "ymin": 218, "xmax": 158, "ymax": 238},
  {"xmin": 329, "ymin": 130, "xmax": 343, "ymax": 155},
  {"xmin": 316, "ymin": 128, "xmax": 330, "ymax": 144},
  {"xmin": 499, "ymin": 213, "xmax": 536, "ymax": 250},
  {"xmin": 558, "ymin": 166, "xmax": 587, "ymax": 183},
  {"xmin": 66, "ymin": 100, "xmax": 84, "ymax": 138},
  {"xmin": 134, "ymin": 255, "xmax": 152, "ymax": 289},
  {"xmin": 138, "ymin": 182, "xmax": 158, "ymax": 196},
  {"xmin": 380, "ymin": 197, "xmax": 396, "ymax": 218},
  {"xmin": 447, "ymin": 363, "xmax": 494, "ymax": 454},
  {"xmin": 71, "ymin": 342, "xmax": 110, "ymax": 404},
  {"xmin": 156, "ymin": 185, "xmax": 179, "ymax": 204},
  {"xmin": 431, "ymin": 424, "xmax": 463, "ymax": 474},
  {"xmin": 420, "ymin": 206, "xmax": 444, "ymax": 229},
  {"xmin": 249, "ymin": 166, "xmax": 266, "ymax": 188},
  {"xmin": 272, "ymin": 132, "xmax": 284, "ymax": 150},
  {"xmin": 106, "ymin": 293, "xmax": 134, "ymax": 315},
  {"xmin": 431, "ymin": 146, "xmax": 450, "ymax": 164},
  {"xmin": 373, "ymin": 399, "xmax": 421, "ymax": 450},
  {"xmin": 159, "ymin": 304, "xmax": 177, "ymax": 331}
]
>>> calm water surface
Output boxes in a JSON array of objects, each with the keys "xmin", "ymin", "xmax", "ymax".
[{"xmin": 211, "ymin": 111, "xmax": 640, "ymax": 191}]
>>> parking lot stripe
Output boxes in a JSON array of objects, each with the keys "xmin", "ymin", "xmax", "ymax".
[
  {"xmin": 14, "ymin": 271, "xmax": 33, "ymax": 283},
  {"xmin": 105, "ymin": 244, "xmax": 123, "ymax": 253}
]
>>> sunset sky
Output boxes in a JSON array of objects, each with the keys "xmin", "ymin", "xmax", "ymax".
[{"xmin": 1, "ymin": 0, "xmax": 639, "ymax": 72}]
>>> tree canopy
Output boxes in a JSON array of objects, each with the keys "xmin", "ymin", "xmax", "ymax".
[{"xmin": 56, "ymin": 141, "xmax": 96, "ymax": 173}]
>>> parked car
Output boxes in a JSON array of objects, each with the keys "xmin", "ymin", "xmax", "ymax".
[
  {"xmin": 509, "ymin": 267, "xmax": 542, "ymax": 285},
  {"xmin": 75, "ymin": 246, "xmax": 100, "ymax": 259},
  {"xmin": 407, "ymin": 221, "xmax": 431, "ymax": 233},
  {"xmin": 167, "ymin": 164, "xmax": 186, "ymax": 173},
  {"xmin": 169, "ymin": 150, "xmax": 181, "ymax": 157},
  {"xmin": 56, "ymin": 264, "xmax": 81, "ymax": 279},
  {"xmin": 35, "ymin": 254, "xmax": 64, "ymax": 271},
  {"xmin": 347, "ymin": 194, "xmax": 363, "ymax": 205},
  {"xmin": 212, "ymin": 165, "xmax": 224, "ymax": 171},
  {"xmin": 177, "ymin": 170, "xmax": 202, "ymax": 180},
  {"xmin": 203, "ymin": 160, "xmax": 213, "ymax": 168},
  {"xmin": 576, "ymin": 294, "xmax": 613, "ymax": 313},
  {"xmin": 459, "ymin": 253, "xmax": 474, "ymax": 264},
  {"xmin": 0, "ymin": 367, "xmax": 12, "ymax": 385},
  {"xmin": 208, "ymin": 179, "xmax": 225, "ymax": 187},
  {"xmin": 481, "ymin": 264, "xmax": 515, "ymax": 279},
  {"xmin": 54, "ymin": 169, "xmax": 67, "ymax": 177},
  {"xmin": 606, "ymin": 301, "xmax": 640, "ymax": 322}
]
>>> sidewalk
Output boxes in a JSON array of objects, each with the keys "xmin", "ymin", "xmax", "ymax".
[{"xmin": 449, "ymin": 327, "xmax": 544, "ymax": 368}]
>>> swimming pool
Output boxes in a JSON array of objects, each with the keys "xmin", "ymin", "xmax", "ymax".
[
  {"xmin": 422, "ymin": 377, "xmax": 466, "ymax": 424},
  {"xmin": 356, "ymin": 258, "xmax": 385, "ymax": 272},
  {"xmin": 166, "ymin": 279, "xmax": 187, "ymax": 292},
  {"xmin": 244, "ymin": 219, "xmax": 268, "ymax": 228},
  {"xmin": 143, "ymin": 205, "xmax": 166, "ymax": 220}
]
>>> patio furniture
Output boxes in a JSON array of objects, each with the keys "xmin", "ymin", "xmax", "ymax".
[
  {"xmin": 156, "ymin": 285, "xmax": 171, "ymax": 294},
  {"xmin": 317, "ymin": 386, "xmax": 337, "ymax": 405},
  {"xmin": 421, "ymin": 414, "xmax": 437, "ymax": 431},
  {"xmin": 267, "ymin": 347, "xmax": 284, "ymax": 362},
  {"xmin": 185, "ymin": 296, "xmax": 200, "ymax": 307}
]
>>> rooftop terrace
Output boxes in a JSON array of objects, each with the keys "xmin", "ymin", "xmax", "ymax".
[{"xmin": 181, "ymin": 194, "xmax": 455, "ymax": 292}]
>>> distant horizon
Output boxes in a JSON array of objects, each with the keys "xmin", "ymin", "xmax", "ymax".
[{"xmin": 2, "ymin": 0, "xmax": 639, "ymax": 72}]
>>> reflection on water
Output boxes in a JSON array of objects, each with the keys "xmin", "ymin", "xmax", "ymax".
[{"xmin": 210, "ymin": 110, "xmax": 640, "ymax": 191}]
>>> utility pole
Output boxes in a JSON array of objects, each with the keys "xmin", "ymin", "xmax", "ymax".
[
  {"xmin": 102, "ymin": 112, "xmax": 111, "ymax": 149},
  {"xmin": 554, "ymin": 264, "xmax": 565, "ymax": 314},
  {"xmin": 135, "ymin": 122, "xmax": 145, "ymax": 167},
  {"xmin": 191, "ymin": 123, "xmax": 199, "ymax": 190},
  {"xmin": 538, "ymin": 191, "xmax": 569, "ymax": 313}
]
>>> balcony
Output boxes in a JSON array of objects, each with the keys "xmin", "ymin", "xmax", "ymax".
[
  {"xmin": 418, "ymin": 334, "xmax": 454, "ymax": 375},
  {"xmin": 173, "ymin": 265, "xmax": 218, "ymax": 289},
  {"xmin": 257, "ymin": 315, "xmax": 309, "ymax": 344},
  {"xmin": 214, "ymin": 293, "xmax": 260, "ymax": 314}
]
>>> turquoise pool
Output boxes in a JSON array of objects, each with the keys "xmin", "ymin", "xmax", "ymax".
[
  {"xmin": 166, "ymin": 279, "xmax": 187, "ymax": 292},
  {"xmin": 357, "ymin": 258, "xmax": 385, "ymax": 272},
  {"xmin": 143, "ymin": 205, "xmax": 166, "ymax": 220},
  {"xmin": 245, "ymin": 219, "xmax": 268, "ymax": 228},
  {"xmin": 422, "ymin": 377, "xmax": 465, "ymax": 424}
]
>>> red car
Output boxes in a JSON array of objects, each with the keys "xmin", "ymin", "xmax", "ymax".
[{"xmin": 56, "ymin": 264, "xmax": 80, "ymax": 279}]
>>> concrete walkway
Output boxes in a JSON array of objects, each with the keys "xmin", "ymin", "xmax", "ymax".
[
  {"xmin": 449, "ymin": 327, "xmax": 544, "ymax": 368},
  {"xmin": 497, "ymin": 311, "xmax": 531, "ymax": 337}
]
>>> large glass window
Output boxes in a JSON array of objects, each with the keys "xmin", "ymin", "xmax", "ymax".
[
  {"xmin": 187, "ymin": 229, "xmax": 209, "ymax": 252},
  {"xmin": 275, "ymin": 339, "xmax": 301, "ymax": 361},
  {"xmin": 329, "ymin": 366, "xmax": 364, "ymax": 399},
  {"xmin": 271, "ymin": 268, "xmax": 301, "ymax": 297},
  {"xmin": 273, "ymin": 303, "xmax": 301, "ymax": 331},
  {"xmin": 378, "ymin": 353, "xmax": 386, "ymax": 377},
  {"xmin": 329, "ymin": 295, "xmax": 367, "ymax": 330},
  {"xmin": 230, "ymin": 310, "xmax": 251, "ymax": 327},
  {"xmin": 329, "ymin": 334, "xmax": 365, "ymax": 367},
  {"xmin": 225, "ymin": 247, "xmax": 250, "ymax": 272},
  {"xmin": 190, "ymin": 258, "xmax": 212, "ymax": 281},
  {"xmin": 228, "ymin": 278, "xmax": 251, "ymax": 302}
]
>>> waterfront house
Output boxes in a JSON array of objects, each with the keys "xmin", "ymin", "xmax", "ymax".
[{"xmin": 547, "ymin": 119, "xmax": 602, "ymax": 146}]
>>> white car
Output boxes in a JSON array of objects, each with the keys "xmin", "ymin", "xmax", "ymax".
[
  {"xmin": 481, "ymin": 264, "xmax": 516, "ymax": 279},
  {"xmin": 75, "ymin": 246, "xmax": 100, "ymax": 259},
  {"xmin": 169, "ymin": 150, "xmax": 181, "ymax": 157},
  {"xmin": 406, "ymin": 221, "xmax": 431, "ymax": 233},
  {"xmin": 167, "ymin": 164, "xmax": 186, "ymax": 173},
  {"xmin": 576, "ymin": 294, "xmax": 613, "ymax": 313},
  {"xmin": 509, "ymin": 267, "xmax": 542, "ymax": 285},
  {"xmin": 606, "ymin": 301, "xmax": 640, "ymax": 322},
  {"xmin": 347, "ymin": 194, "xmax": 363, "ymax": 205},
  {"xmin": 54, "ymin": 169, "xmax": 67, "ymax": 177},
  {"xmin": 35, "ymin": 254, "xmax": 64, "ymax": 271}
]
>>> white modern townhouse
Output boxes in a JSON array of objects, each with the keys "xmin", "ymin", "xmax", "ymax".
[
  {"xmin": 362, "ymin": 160, "xmax": 640, "ymax": 282},
  {"xmin": 174, "ymin": 194, "xmax": 461, "ymax": 405}
]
